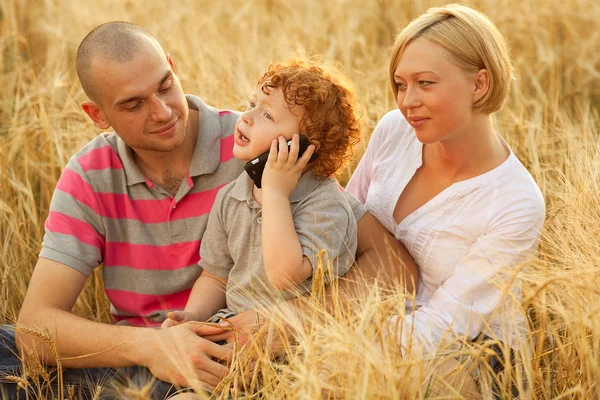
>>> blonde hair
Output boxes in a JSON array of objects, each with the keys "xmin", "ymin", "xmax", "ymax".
[{"xmin": 389, "ymin": 4, "xmax": 512, "ymax": 114}]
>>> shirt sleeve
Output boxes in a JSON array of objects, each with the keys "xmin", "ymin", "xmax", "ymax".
[
  {"xmin": 394, "ymin": 193, "xmax": 545, "ymax": 358},
  {"xmin": 293, "ymin": 185, "xmax": 358, "ymax": 278},
  {"xmin": 198, "ymin": 190, "xmax": 234, "ymax": 279},
  {"xmin": 39, "ymin": 157, "xmax": 105, "ymax": 276}
]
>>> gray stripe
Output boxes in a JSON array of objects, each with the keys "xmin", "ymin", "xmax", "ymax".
[
  {"xmin": 104, "ymin": 213, "xmax": 209, "ymax": 245},
  {"xmin": 112, "ymin": 308, "xmax": 169, "ymax": 324},
  {"xmin": 75, "ymin": 132, "xmax": 119, "ymax": 155},
  {"xmin": 103, "ymin": 264, "xmax": 202, "ymax": 295},
  {"xmin": 49, "ymin": 189, "xmax": 106, "ymax": 236},
  {"xmin": 40, "ymin": 232, "xmax": 102, "ymax": 274},
  {"xmin": 82, "ymin": 156, "xmax": 243, "ymax": 196}
]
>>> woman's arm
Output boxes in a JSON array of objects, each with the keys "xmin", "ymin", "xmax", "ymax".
[
  {"xmin": 341, "ymin": 211, "xmax": 418, "ymax": 296},
  {"xmin": 391, "ymin": 197, "xmax": 545, "ymax": 357}
]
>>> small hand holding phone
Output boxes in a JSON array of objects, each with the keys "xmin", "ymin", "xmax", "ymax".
[{"xmin": 244, "ymin": 134, "xmax": 317, "ymax": 188}]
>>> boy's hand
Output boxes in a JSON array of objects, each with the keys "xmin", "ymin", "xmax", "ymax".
[
  {"xmin": 161, "ymin": 310, "xmax": 196, "ymax": 328},
  {"xmin": 262, "ymin": 134, "xmax": 316, "ymax": 197}
]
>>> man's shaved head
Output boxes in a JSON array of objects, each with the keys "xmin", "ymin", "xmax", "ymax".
[{"xmin": 76, "ymin": 21, "xmax": 162, "ymax": 103}]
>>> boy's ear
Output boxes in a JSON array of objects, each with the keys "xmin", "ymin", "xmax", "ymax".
[{"xmin": 82, "ymin": 101, "xmax": 111, "ymax": 130}]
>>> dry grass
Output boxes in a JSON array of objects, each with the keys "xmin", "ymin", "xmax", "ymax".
[{"xmin": 1, "ymin": 0, "xmax": 599, "ymax": 398}]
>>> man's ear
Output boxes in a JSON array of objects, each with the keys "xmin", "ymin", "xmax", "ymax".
[
  {"xmin": 472, "ymin": 69, "xmax": 490, "ymax": 104},
  {"xmin": 166, "ymin": 53, "xmax": 177, "ymax": 73},
  {"xmin": 82, "ymin": 101, "xmax": 111, "ymax": 130}
]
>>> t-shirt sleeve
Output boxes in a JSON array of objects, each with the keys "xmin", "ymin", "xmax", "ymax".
[
  {"xmin": 392, "ymin": 193, "xmax": 545, "ymax": 358},
  {"xmin": 39, "ymin": 156, "xmax": 105, "ymax": 276},
  {"xmin": 293, "ymin": 185, "xmax": 358, "ymax": 278},
  {"xmin": 342, "ymin": 190, "xmax": 367, "ymax": 222},
  {"xmin": 198, "ymin": 190, "xmax": 234, "ymax": 279}
]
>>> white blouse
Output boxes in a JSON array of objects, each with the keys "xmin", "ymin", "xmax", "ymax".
[{"xmin": 347, "ymin": 110, "xmax": 545, "ymax": 357}]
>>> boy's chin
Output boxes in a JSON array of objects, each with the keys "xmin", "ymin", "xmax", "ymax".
[
  {"xmin": 233, "ymin": 147, "xmax": 265, "ymax": 163},
  {"xmin": 233, "ymin": 151, "xmax": 254, "ymax": 163}
]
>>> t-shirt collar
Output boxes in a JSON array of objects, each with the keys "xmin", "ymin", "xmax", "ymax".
[{"xmin": 230, "ymin": 169, "xmax": 322, "ymax": 203}]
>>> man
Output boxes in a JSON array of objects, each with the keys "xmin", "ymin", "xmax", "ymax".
[{"xmin": 0, "ymin": 22, "xmax": 416, "ymax": 399}]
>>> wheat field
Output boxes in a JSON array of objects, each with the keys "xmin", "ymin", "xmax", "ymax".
[{"xmin": 0, "ymin": 0, "xmax": 599, "ymax": 398}]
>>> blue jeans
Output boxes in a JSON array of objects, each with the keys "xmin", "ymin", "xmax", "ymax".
[{"xmin": 0, "ymin": 324, "xmax": 179, "ymax": 400}]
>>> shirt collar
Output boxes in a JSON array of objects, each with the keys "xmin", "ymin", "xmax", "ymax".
[
  {"xmin": 186, "ymin": 94, "xmax": 227, "ymax": 177},
  {"xmin": 230, "ymin": 170, "xmax": 322, "ymax": 203},
  {"xmin": 116, "ymin": 136, "xmax": 146, "ymax": 186},
  {"xmin": 115, "ymin": 94, "xmax": 227, "ymax": 187}
]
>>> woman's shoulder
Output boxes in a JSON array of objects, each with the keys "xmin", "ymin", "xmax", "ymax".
[
  {"xmin": 369, "ymin": 109, "xmax": 415, "ymax": 148},
  {"xmin": 488, "ymin": 155, "xmax": 546, "ymax": 226}
]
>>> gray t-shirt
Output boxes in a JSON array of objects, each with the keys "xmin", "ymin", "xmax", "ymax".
[{"xmin": 199, "ymin": 170, "xmax": 364, "ymax": 313}]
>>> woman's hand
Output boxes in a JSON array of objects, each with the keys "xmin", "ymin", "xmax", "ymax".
[{"xmin": 261, "ymin": 134, "xmax": 316, "ymax": 198}]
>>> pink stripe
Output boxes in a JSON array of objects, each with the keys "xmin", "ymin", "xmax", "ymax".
[
  {"xmin": 45, "ymin": 211, "xmax": 105, "ymax": 250},
  {"xmin": 171, "ymin": 184, "xmax": 226, "ymax": 219},
  {"xmin": 104, "ymin": 240, "xmax": 201, "ymax": 270},
  {"xmin": 77, "ymin": 145, "xmax": 123, "ymax": 171},
  {"xmin": 106, "ymin": 288, "xmax": 191, "ymax": 318},
  {"xmin": 220, "ymin": 134, "xmax": 235, "ymax": 163},
  {"xmin": 56, "ymin": 169, "xmax": 102, "ymax": 214},
  {"xmin": 218, "ymin": 110, "xmax": 234, "ymax": 116},
  {"xmin": 95, "ymin": 193, "xmax": 173, "ymax": 223},
  {"xmin": 58, "ymin": 169, "xmax": 224, "ymax": 223}
]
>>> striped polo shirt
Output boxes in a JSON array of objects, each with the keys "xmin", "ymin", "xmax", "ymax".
[{"xmin": 40, "ymin": 95, "xmax": 244, "ymax": 327}]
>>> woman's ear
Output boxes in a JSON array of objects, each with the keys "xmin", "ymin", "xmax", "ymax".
[
  {"xmin": 472, "ymin": 69, "xmax": 490, "ymax": 104},
  {"xmin": 82, "ymin": 101, "xmax": 111, "ymax": 130}
]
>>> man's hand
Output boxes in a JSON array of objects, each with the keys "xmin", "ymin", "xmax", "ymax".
[
  {"xmin": 142, "ymin": 321, "xmax": 231, "ymax": 387},
  {"xmin": 161, "ymin": 310, "xmax": 197, "ymax": 328},
  {"xmin": 261, "ymin": 134, "xmax": 316, "ymax": 197}
]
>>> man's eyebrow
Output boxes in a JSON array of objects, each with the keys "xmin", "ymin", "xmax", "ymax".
[
  {"xmin": 115, "ymin": 71, "xmax": 173, "ymax": 106},
  {"xmin": 115, "ymin": 95, "xmax": 142, "ymax": 107},
  {"xmin": 158, "ymin": 70, "xmax": 172, "ymax": 87}
]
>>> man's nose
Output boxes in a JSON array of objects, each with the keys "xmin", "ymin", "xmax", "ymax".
[{"xmin": 149, "ymin": 95, "xmax": 171, "ymax": 121}]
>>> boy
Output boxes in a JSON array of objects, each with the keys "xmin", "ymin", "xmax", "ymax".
[{"xmin": 162, "ymin": 57, "xmax": 362, "ymax": 326}]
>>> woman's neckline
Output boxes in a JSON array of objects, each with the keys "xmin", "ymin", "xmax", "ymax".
[{"xmin": 393, "ymin": 132, "xmax": 516, "ymax": 229}]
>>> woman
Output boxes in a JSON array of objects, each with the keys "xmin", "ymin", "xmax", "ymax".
[{"xmin": 346, "ymin": 3, "xmax": 545, "ymax": 397}]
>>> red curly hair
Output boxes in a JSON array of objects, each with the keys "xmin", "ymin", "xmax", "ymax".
[{"xmin": 256, "ymin": 57, "xmax": 361, "ymax": 179}]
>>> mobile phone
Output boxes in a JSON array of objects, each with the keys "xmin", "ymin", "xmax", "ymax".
[{"xmin": 244, "ymin": 134, "xmax": 318, "ymax": 188}]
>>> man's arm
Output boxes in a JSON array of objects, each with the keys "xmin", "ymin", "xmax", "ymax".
[{"xmin": 17, "ymin": 258, "xmax": 232, "ymax": 387}]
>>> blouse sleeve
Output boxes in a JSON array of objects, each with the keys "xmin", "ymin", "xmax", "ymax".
[
  {"xmin": 345, "ymin": 116, "xmax": 387, "ymax": 204},
  {"xmin": 394, "ymin": 192, "xmax": 545, "ymax": 358}
]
